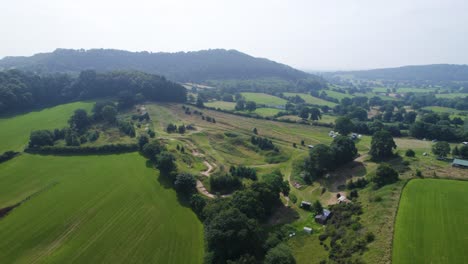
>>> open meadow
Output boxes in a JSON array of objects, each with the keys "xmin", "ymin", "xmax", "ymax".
[
  {"xmin": 241, "ymin": 92, "xmax": 288, "ymax": 106},
  {"xmin": 283, "ymin": 92, "xmax": 337, "ymax": 107},
  {"xmin": 393, "ymin": 179, "xmax": 468, "ymax": 264}
]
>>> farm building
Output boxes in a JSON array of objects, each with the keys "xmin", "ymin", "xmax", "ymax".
[
  {"xmin": 452, "ymin": 159, "xmax": 468, "ymax": 168},
  {"xmin": 307, "ymin": 145, "xmax": 314, "ymax": 149},
  {"xmin": 303, "ymin": 227, "xmax": 312, "ymax": 234},
  {"xmin": 315, "ymin": 209, "xmax": 331, "ymax": 224}
]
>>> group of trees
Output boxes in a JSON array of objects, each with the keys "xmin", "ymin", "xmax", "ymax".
[
  {"xmin": 0, "ymin": 69, "xmax": 186, "ymax": 114},
  {"xmin": 197, "ymin": 170, "xmax": 293, "ymax": 264},
  {"xmin": 303, "ymin": 136, "xmax": 358, "ymax": 182},
  {"xmin": 409, "ymin": 112, "xmax": 467, "ymax": 142},
  {"xmin": 251, "ymin": 136, "xmax": 278, "ymax": 151}
]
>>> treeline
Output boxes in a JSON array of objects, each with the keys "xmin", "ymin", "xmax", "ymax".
[
  {"xmin": 25, "ymin": 144, "xmax": 138, "ymax": 155},
  {"xmin": 0, "ymin": 69, "xmax": 186, "ymax": 114}
]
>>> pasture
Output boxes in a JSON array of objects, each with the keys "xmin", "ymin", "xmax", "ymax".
[
  {"xmin": 393, "ymin": 179, "xmax": 468, "ymax": 264},
  {"xmin": 241, "ymin": 92, "xmax": 288, "ymax": 106},
  {"xmin": 435, "ymin": 93, "xmax": 468, "ymax": 99},
  {"xmin": 283, "ymin": 92, "xmax": 337, "ymax": 107},
  {"xmin": 0, "ymin": 153, "xmax": 204, "ymax": 264},
  {"xmin": 0, "ymin": 102, "xmax": 94, "ymax": 153},
  {"xmin": 421, "ymin": 106, "xmax": 462, "ymax": 114}
]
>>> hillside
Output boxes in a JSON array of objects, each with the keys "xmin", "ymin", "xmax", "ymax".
[
  {"xmin": 0, "ymin": 49, "xmax": 311, "ymax": 83},
  {"xmin": 329, "ymin": 64, "xmax": 468, "ymax": 82}
]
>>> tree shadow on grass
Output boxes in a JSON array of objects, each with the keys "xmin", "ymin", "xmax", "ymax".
[
  {"xmin": 322, "ymin": 161, "xmax": 368, "ymax": 192},
  {"xmin": 267, "ymin": 205, "xmax": 300, "ymax": 226}
]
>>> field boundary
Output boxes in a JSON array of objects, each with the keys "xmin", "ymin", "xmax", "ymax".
[{"xmin": 24, "ymin": 144, "xmax": 138, "ymax": 155}]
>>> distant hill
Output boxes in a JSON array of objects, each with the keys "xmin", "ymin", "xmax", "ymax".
[
  {"xmin": 0, "ymin": 49, "xmax": 312, "ymax": 83},
  {"xmin": 330, "ymin": 64, "xmax": 468, "ymax": 82}
]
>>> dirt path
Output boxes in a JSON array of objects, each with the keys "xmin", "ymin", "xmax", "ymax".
[{"xmin": 201, "ymin": 161, "xmax": 214, "ymax": 177}]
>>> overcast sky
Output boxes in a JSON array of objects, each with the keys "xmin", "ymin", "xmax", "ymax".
[{"xmin": 1, "ymin": 0, "xmax": 468, "ymax": 70}]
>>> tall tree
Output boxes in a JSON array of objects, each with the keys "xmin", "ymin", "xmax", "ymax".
[{"xmin": 369, "ymin": 130, "xmax": 397, "ymax": 160}]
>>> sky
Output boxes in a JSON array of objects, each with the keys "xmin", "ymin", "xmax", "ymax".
[{"xmin": 1, "ymin": 0, "xmax": 468, "ymax": 71}]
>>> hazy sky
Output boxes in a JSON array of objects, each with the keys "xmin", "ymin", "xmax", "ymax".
[{"xmin": 1, "ymin": 0, "xmax": 468, "ymax": 70}]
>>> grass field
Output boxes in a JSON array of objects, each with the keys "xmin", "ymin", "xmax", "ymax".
[
  {"xmin": 393, "ymin": 179, "xmax": 468, "ymax": 264},
  {"xmin": 0, "ymin": 102, "xmax": 94, "ymax": 153},
  {"xmin": 321, "ymin": 90, "xmax": 352, "ymax": 100},
  {"xmin": 0, "ymin": 153, "xmax": 204, "ymax": 264},
  {"xmin": 373, "ymin": 87, "xmax": 437, "ymax": 93},
  {"xmin": 251, "ymin": 107, "xmax": 282, "ymax": 117},
  {"xmin": 204, "ymin": 101, "xmax": 236, "ymax": 110},
  {"xmin": 421, "ymin": 106, "xmax": 462, "ymax": 114},
  {"xmin": 241, "ymin": 92, "xmax": 288, "ymax": 106},
  {"xmin": 283, "ymin": 92, "xmax": 337, "ymax": 107},
  {"xmin": 435, "ymin": 93, "xmax": 468, "ymax": 99}
]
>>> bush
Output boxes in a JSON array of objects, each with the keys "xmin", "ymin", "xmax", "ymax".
[
  {"xmin": 405, "ymin": 149, "xmax": 415, "ymax": 157},
  {"xmin": 289, "ymin": 193, "xmax": 297, "ymax": 204},
  {"xmin": 118, "ymin": 121, "xmax": 136, "ymax": 137},
  {"xmin": 0, "ymin": 151, "xmax": 19, "ymax": 163},
  {"xmin": 371, "ymin": 164, "xmax": 399, "ymax": 188},
  {"xmin": 365, "ymin": 232, "xmax": 375, "ymax": 243},
  {"xmin": 29, "ymin": 130, "xmax": 54, "ymax": 147}
]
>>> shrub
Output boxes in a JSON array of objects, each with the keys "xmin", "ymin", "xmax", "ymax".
[
  {"xmin": 405, "ymin": 149, "xmax": 415, "ymax": 157},
  {"xmin": 0, "ymin": 151, "xmax": 19, "ymax": 163},
  {"xmin": 174, "ymin": 173, "xmax": 196, "ymax": 195}
]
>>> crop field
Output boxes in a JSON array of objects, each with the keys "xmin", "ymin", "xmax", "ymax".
[
  {"xmin": 393, "ymin": 179, "xmax": 468, "ymax": 264},
  {"xmin": 0, "ymin": 153, "xmax": 204, "ymax": 264},
  {"xmin": 0, "ymin": 102, "xmax": 94, "ymax": 153},
  {"xmin": 241, "ymin": 92, "xmax": 288, "ymax": 105},
  {"xmin": 283, "ymin": 92, "xmax": 337, "ymax": 107}
]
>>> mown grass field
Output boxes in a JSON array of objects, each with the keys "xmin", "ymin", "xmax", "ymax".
[
  {"xmin": 0, "ymin": 153, "xmax": 204, "ymax": 264},
  {"xmin": 241, "ymin": 92, "xmax": 288, "ymax": 105},
  {"xmin": 0, "ymin": 102, "xmax": 94, "ymax": 153},
  {"xmin": 283, "ymin": 92, "xmax": 337, "ymax": 107},
  {"xmin": 393, "ymin": 179, "xmax": 468, "ymax": 264}
]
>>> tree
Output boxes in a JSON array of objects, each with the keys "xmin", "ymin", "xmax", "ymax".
[
  {"xmin": 304, "ymin": 144, "xmax": 334, "ymax": 180},
  {"xmin": 335, "ymin": 116, "xmax": 354, "ymax": 135},
  {"xmin": 190, "ymin": 194, "xmax": 207, "ymax": 216},
  {"xmin": 310, "ymin": 108, "xmax": 322, "ymax": 121},
  {"xmin": 231, "ymin": 189, "xmax": 265, "ymax": 220},
  {"xmin": 371, "ymin": 164, "xmax": 399, "ymax": 188},
  {"xmin": 68, "ymin": 109, "xmax": 90, "ymax": 132},
  {"xmin": 369, "ymin": 130, "xmax": 397, "ymax": 160},
  {"xmin": 205, "ymin": 208, "xmax": 260, "ymax": 263},
  {"xmin": 245, "ymin": 101, "xmax": 257, "ymax": 112},
  {"xmin": 330, "ymin": 136, "xmax": 358, "ymax": 165},
  {"xmin": 404, "ymin": 111, "xmax": 417, "ymax": 124},
  {"xmin": 235, "ymin": 100, "xmax": 245, "ymax": 111},
  {"xmin": 253, "ymin": 127, "xmax": 258, "ymax": 135},
  {"xmin": 432, "ymin": 141, "xmax": 451, "ymax": 158},
  {"xmin": 452, "ymin": 146, "xmax": 460, "ymax": 156},
  {"xmin": 142, "ymin": 140, "xmax": 165, "ymax": 159},
  {"xmin": 138, "ymin": 135, "xmax": 149, "ymax": 150},
  {"xmin": 264, "ymin": 243, "xmax": 296, "ymax": 264},
  {"xmin": 312, "ymin": 200, "xmax": 323, "ymax": 215},
  {"xmin": 156, "ymin": 151, "xmax": 176, "ymax": 173},
  {"xmin": 263, "ymin": 171, "xmax": 290, "ymax": 196},
  {"xmin": 29, "ymin": 130, "xmax": 54, "ymax": 147},
  {"xmin": 405, "ymin": 149, "xmax": 415, "ymax": 157},
  {"xmin": 196, "ymin": 97, "xmax": 204, "ymax": 108},
  {"xmin": 459, "ymin": 145, "xmax": 468, "ymax": 158},
  {"xmin": 298, "ymin": 107, "xmax": 309, "ymax": 119},
  {"xmin": 101, "ymin": 105, "xmax": 117, "ymax": 123},
  {"xmin": 349, "ymin": 107, "xmax": 367, "ymax": 121},
  {"xmin": 174, "ymin": 173, "xmax": 196, "ymax": 195}
]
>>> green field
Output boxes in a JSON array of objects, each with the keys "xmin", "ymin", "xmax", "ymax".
[
  {"xmin": 283, "ymin": 93, "xmax": 337, "ymax": 107},
  {"xmin": 0, "ymin": 153, "xmax": 204, "ymax": 263},
  {"xmin": 241, "ymin": 92, "xmax": 288, "ymax": 106},
  {"xmin": 421, "ymin": 106, "xmax": 461, "ymax": 114},
  {"xmin": 0, "ymin": 102, "xmax": 94, "ymax": 153},
  {"xmin": 251, "ymin": 107, "xmax": 282, "ymax": 117},
  {"xmin": 373, "ymin": 87, "xmax": 436, "ymax": 93},
  {"xmin": 320, "ymin": 90, "xmax": 352, "ymax": 100},
  {"xmin": 204, "ymin": 101, "xmax": 236, "ymax": 110},
  {"xmin": 435, "ymin": 93, "xmax": 468, "ymax": 99},
  {"xmin": 393, "ymin": 179, "xmax": 468, "ymax": 264}
]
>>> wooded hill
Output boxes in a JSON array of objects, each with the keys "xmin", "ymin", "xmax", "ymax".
[
  {"xmin": 329, "ymin": 64, "xmax": 468, "ymax": 82},
  {"xmin": 0, "ymin": 49, "xmax": 313, "ymax": 83}
]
